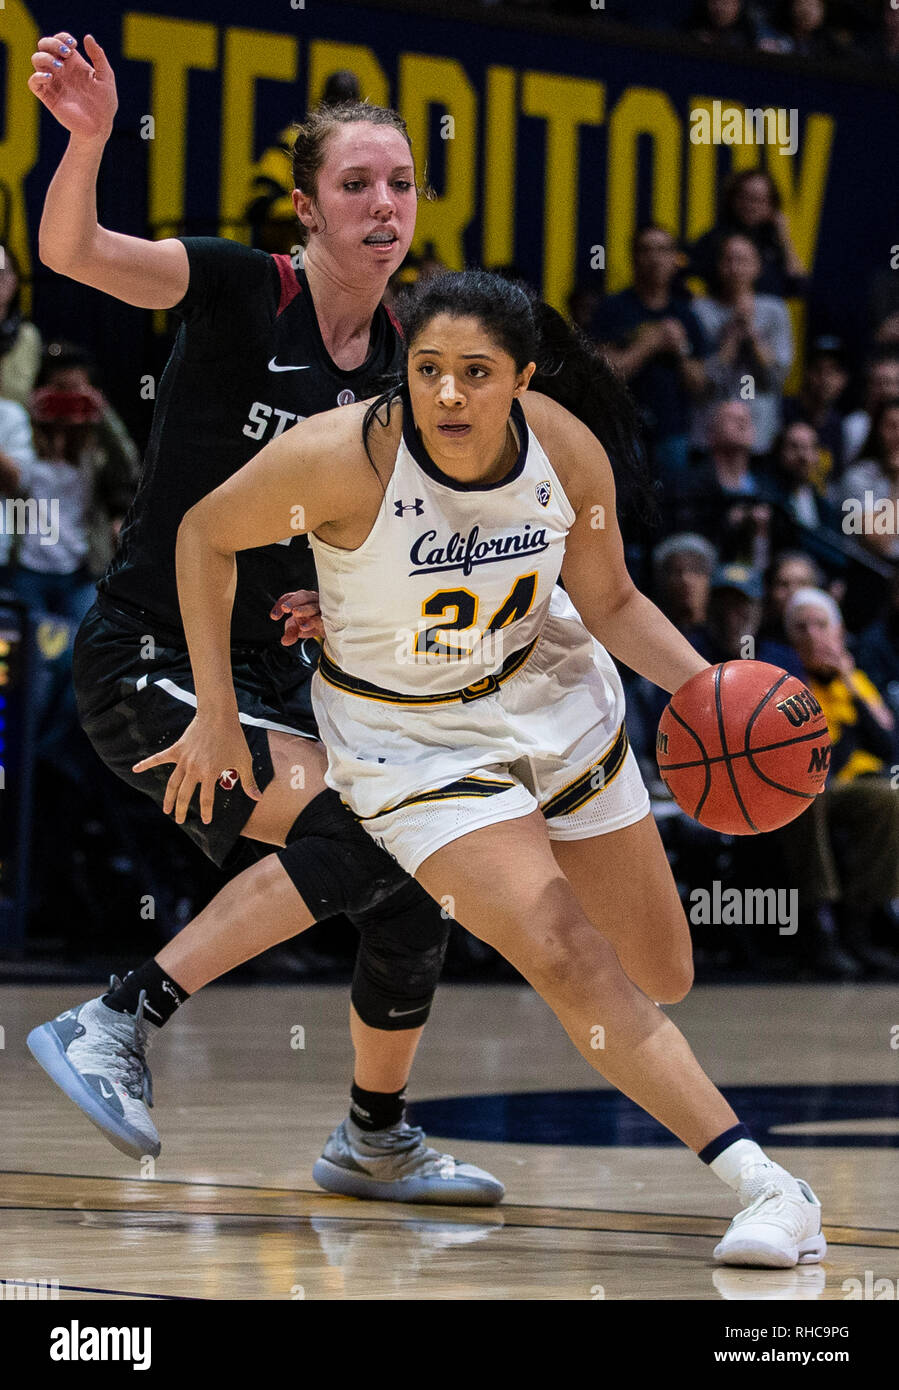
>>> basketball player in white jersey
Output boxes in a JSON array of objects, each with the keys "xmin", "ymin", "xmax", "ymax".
[{"xmin": 153, "ymin": 270, "xmax": 827, "ymax": 1268}]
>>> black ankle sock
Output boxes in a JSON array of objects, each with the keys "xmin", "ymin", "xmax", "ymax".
[
  {"xmin": 697, "ymin": 1122, "xmax": 752, "ymax": 1165},
  {"xmin": 103, "ymin": 961, "xmax": 190, "ymax": 1027},
  {"xmin": 350, "ymin": 1081, "xmax": 407, "ymax": 1132}
]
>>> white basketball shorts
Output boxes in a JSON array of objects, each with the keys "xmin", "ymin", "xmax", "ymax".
[{"xmin": 311, "ymin": 589, "xmax": 651, "ymax": 876}]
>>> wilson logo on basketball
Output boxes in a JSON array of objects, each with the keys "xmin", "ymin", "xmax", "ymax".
[
  {"xmin": 775, "ymin": 690, "xmax": 823, "ymax": 727},
  {"xmin": 657, "ymin": 729, "xmax": 669, "ymax": 754}
]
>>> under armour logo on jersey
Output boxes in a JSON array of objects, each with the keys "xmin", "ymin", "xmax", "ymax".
[
  {"xmin": 395, "ymin": 499, "xmax": 424, "ymax": 517},
  {"xmin": 536, "ymin": 480, "xmax": 552, "ymax": 507}
]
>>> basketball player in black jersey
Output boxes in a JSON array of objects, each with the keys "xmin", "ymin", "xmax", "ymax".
[{"xmin": 24, "ymin": 31, "xmax": 503, "ymax": 1204}]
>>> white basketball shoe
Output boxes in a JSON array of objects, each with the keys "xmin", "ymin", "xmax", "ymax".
[{"xmin": 714, "ymin": 1175, "xmax": 826, "ymax": 1268}]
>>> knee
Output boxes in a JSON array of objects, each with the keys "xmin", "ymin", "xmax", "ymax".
[
  {"xmin": 647, "ymin": 953, "xmax": 694, "ymax": 1005},
  {"xmin": 527, "ymin": 915, "xmax": 622, "ymax": 998}
]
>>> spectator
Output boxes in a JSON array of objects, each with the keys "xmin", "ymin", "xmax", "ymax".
[
  {"xmin": 0, "ymin": 242, "xmax": 42, "ymax": 406},
  {"xmin": 842, "ymin": 348, "xmax": 899, "ymax": 465},
  {"xmin": 836, "ymin": 395, "xmax": 899, "ymax": 560},
  {"xmin": 652, "ymin": 531, "xmax": 718, "ymax": 639},
  {"xmin": 766, "ymin": 0, "xmax": 859, "ymax": 56},
  {"xmin": 0, "ymin": 395, "xmax": 38, "ymax": 584},
  {"xmin": 701, "ymin": 563, "xmax": 763, "ymax": 662},
  {"xmin": 567, "ymin": 282, "xmax": 602, "ymax": 336},
  {"xmin": 689, "ymin": 170, "xmax": 808, "ymax": 299},
  {"xmin": 622, "ymin": 533, "xmax": 718, "ymax": 777},
  {"xmin": 776, "ymin": 587, "xmax": 899, "ymax": 976},
  {"xmin": 38, "ymin": 341, "xmax": 141, "ymax": 491},
  {"xmin": 782, "ymin": 335, "xmax": 850, "ymax": 484},
  {"xmin": 876, "ymin": 0, "xmax": 899, "ymax": 62},
  {"xmin": 9, "ymin": 386, "xmax": 132, "ymax": 622},
  {"xmin": 320, "ymin": 71, "xmax": 362, "ymax": 107},
  {"xmin": 690, "ymin": 234, "xmax": 794, "ymax": 456},
  {"xmin": 592, "ymin": 224, "xmax": 709, "ymax": 483},
  {"xmin": 758, "ymin": 549, "xmax": 823, "ymax": 673},
  {"xmin": 873, "ymin": 311, "xmax": 899, "ymax": 349},
  {"xmin": 855, "ymin": 569, "xmax": 899, "ymax": 719},
  {"xmin": 685, "ymin": 0, "xmax": 771, "ymax": 47},
  {"xmin": 759, "ymin": 421, "xmax": 849, "ymax": 571},
  {"xmin": 675, "ymin": 401, "xmax": 773, "ymax": 566}
]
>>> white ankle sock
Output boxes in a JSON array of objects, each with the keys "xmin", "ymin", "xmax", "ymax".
[{"xmin": 709, "ymin": 1139, "xmax": 795, "ymax": 1204}]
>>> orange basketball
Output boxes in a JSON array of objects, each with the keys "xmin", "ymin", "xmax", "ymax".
[{"xmin": 656, "ymin": 661, "xmax": 832, "ymax": 834}]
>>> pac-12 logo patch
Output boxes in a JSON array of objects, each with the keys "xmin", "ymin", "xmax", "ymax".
[
  {"xmin": 535, "ymin": 480, "xmax": 551, "ymax": 507},
  {"xmin": 337, "ymin": 389, "xmax": 356, "ymax": 406}
]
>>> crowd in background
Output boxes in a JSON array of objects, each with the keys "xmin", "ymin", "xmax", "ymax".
[
  {"xmin": 495, "ymin": 0, "xmax": 899, "ymax": 67},
  {"xmin": 2, "ymin": 23, "xmax": 898, "ymax": 981}
]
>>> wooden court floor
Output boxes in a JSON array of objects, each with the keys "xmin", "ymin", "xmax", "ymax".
[{"xmin": 1, "ymin": 983, "xmax": 897, "ymax": 1300}]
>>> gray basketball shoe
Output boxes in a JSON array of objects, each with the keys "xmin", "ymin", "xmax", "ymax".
[
  {"xmin": 26, "ymin": 978, "xmax": 160, "ymax": 1159},
  {"xmin": 313, "ymin": 1117, "xmax": 504, "ymax": 1205}
]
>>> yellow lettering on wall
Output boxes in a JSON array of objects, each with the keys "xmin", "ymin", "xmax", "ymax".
[
  {"xmin": 765, "ymin": 114, "xmax": 834, "ymax": 272},
  {"xmin": 220, "ymin": 28, "xmax": 298, "ymax": 242},
  {"xmin": 685, "ymin": 97, "xmax": 759, "ymax": 245},
  {"xmin": 307, "ymin": 40, "xmax": 388, "ymax": 108},
  {"xmin": 399, "ymin": 54, "xmax": 476, "ymax": 267},
  {"xmin": 606, "ymin": 87, "xmax": 681, "ymax": 294},
  {"xmin": 784, "ymin": 296, "xmax": 805, "ymax": 395},
  {"xmin": 521, "ymin": 71, "xmax": 603, "ymax": 311},
  {"xmin": 0, "ymin": 2, "xmax": 39, "ymax": 314},
  {"xmin": 482, "ymin": 67, "xmax": 517, "ymax": 269},
  {"xmin": 122, "ymin": 14, "xmax": 218, "ymax": 241}
]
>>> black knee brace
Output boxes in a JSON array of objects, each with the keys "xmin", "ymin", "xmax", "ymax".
[
  {"xmin": 348, "ymin": 877, "xmax": 453, "ymax": 1031},
  {"xmin": 275, "ymin": 788, "xmax": 408, "ymax": 920}
]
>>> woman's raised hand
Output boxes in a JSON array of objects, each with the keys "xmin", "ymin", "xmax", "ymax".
[{"xmin": 28, "ymin": 33, "xmax": 118, "ymax": 143}]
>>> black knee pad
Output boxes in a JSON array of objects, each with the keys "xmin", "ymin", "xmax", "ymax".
[
  {"xmin": 276, "ymin": 788, "xmax": 408, "ymax": 920},
  {"xmin": 348, "ymin": 877, "xmax": 453, "ymax": 1031}
]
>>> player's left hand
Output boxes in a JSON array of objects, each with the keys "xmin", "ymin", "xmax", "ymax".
[{"xmin": 270, "ymin": 589, "xmax": 324, "ymax": 645}]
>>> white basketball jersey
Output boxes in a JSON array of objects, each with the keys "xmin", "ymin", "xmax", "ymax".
[{"xmin": 309, "ymin": 394, "xmax": 577, "ymax": 696}]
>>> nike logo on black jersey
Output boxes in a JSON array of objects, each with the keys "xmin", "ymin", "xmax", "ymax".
[
  {"xmin": 268, "ymin": 358, "xmax": 311, "ymax": 372},
  {"xmin": 395, "ymin": 499, "xmax": 424, "ymax": 516}
]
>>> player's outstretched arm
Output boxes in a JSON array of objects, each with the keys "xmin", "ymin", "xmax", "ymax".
[
  {"xmin": 29, "ymin": 32, "xmax": 188, "ymax": 309},
  {"xmin": 548, "ymin": 402, "xmax": 709, "ymax": 695}
]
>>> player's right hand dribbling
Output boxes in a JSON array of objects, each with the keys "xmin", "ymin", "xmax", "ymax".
[{"xmin": 28, "ymin": 33, "xmax": 118, "ymax": 142}]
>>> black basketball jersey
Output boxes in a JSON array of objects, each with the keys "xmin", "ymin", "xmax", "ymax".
[{"xmin": 99, "ymin": 236, "xmax": 403, "ymax": 647}]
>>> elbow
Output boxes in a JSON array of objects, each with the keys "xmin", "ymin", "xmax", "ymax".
[
  {"xmin": 37, "ymin": 237, "xmax": 64, "ymax": 274},
  {"xmin": 177, "ymin": 500, "xmax": 227, "ymax": 558},
  {"xmin": 38, "ymin": 235, "xmax": 77, "ymax": 278},
  {"xmin": 177, "ymin": 503, "xmax": 204, "ymax": 543}
]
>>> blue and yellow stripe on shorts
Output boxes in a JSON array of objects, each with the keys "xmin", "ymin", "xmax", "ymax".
[
  {"xmin": 353, "ymin": 724, "xmax": 629, "ymax": 825},
  {"xmin": 356, "ymin": 774, "xmax": 518, "ymax": 822},
  {"xmin": 540, "ymin": 723, "xmax": 629, "ymax": 819}
]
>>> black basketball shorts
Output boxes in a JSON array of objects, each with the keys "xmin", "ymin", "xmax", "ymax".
[{"xmin": 73, "ymin": 599, "xmax": 321, "ymax": 871}]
